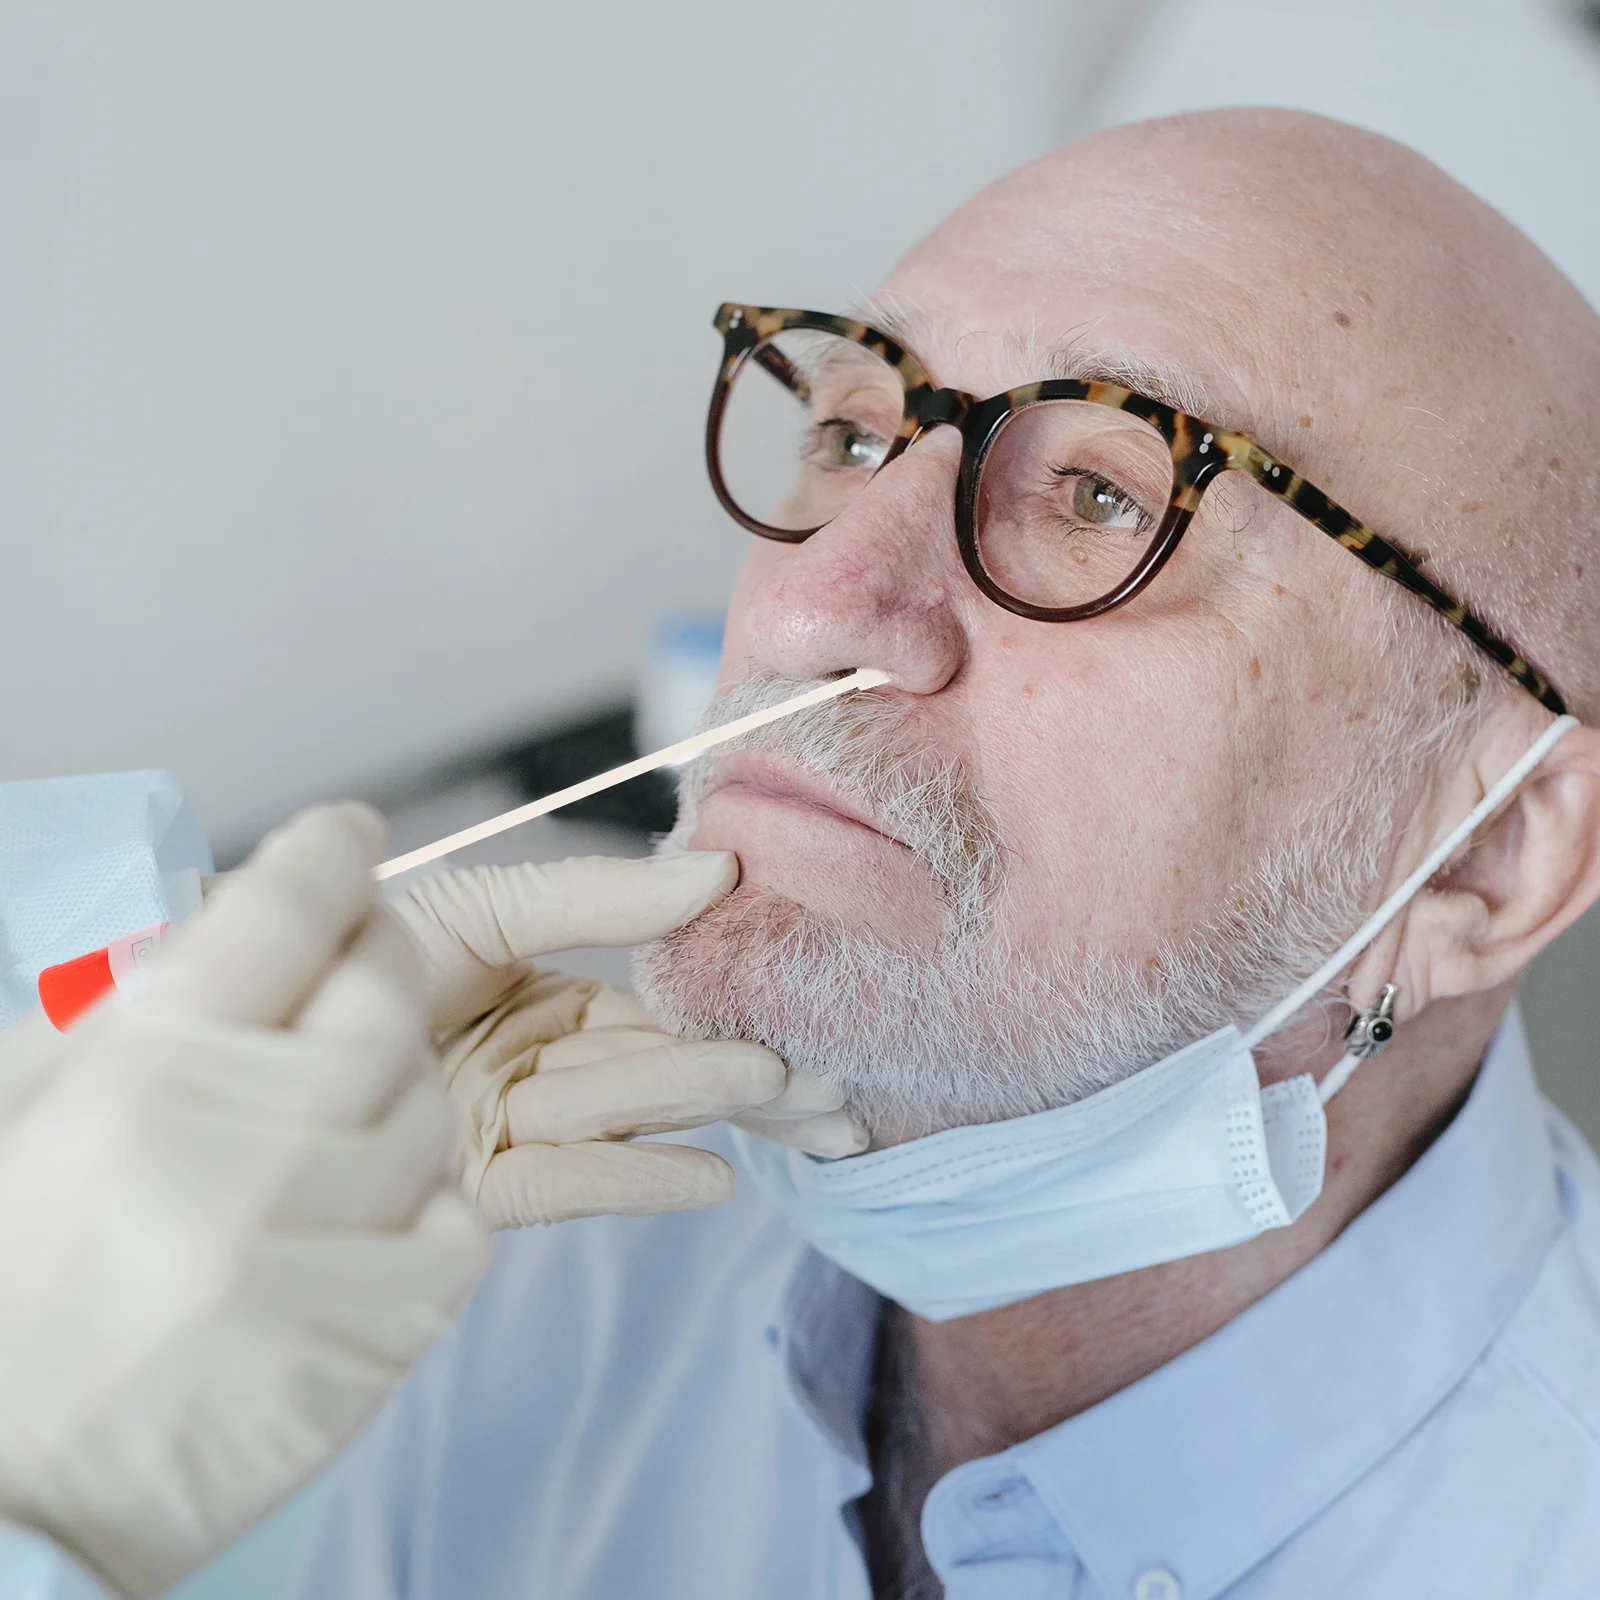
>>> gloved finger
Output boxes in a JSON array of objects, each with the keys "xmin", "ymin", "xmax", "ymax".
[
  {"xmin": 737, "ymin": 1066, "xmax": 846, "ymax": 1120},
  {"xmin": 503, "ymin": 1040, "xmax": 786, "ymax": 1144},
  {"xmin": 0, "ymin": 1012, "xmax": 67, "ymax": 1120},
  {"xmin": 250, "ymin": 1185, "xmax": 489, "ymax": 1361},
  {"xmin": 572, "ymin": 984, "xmax": 658, "ymax": 1030},
  {"xmin": 55, "ymin": 1182, "xmax": 487, "ymax": 1600},
  {"xmin": 141, "ymin": 803, "xmax": 387, "ymax": 1028},
  {"xmin": 268, "ymin": 1076, "xmax": 458, "ymax": 1228},
  {"xmin": 730, "ymin": 1107, "xmax": 870, "ymax": 1159},
  {"xmin": 187, "ymin": 908, "xmax": 430, "ymax": 1127},
  {"xmin": 532, "ymin": 1030, "xmax": 866, "ymax": 1151},
  {"xmin": 535, "ymin": 1024, "xmax": 692, "ymax": 1072},
  {"xmin": 292, "ymin": 910, "xmax": 430, "ymax": 1117},
  {"xmin": 723, "ymin": 1065, "xmax": 868, "ymax": 1155},
  {"xmin": 94, "ymin": 1008, "xmax": 421, "ymax": 1130},
  {"xmin": 396, "ymin": 852, "xmax": 737, "ymax": 1029},
  {"xmin": 476, "ymin": 1139, "xmax": 735, "ymax": 1228}
]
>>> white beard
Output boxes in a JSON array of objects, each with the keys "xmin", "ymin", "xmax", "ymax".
[{"xmin": 633, "ymin": 671, "xmax": 1410, "ymax": 1141}]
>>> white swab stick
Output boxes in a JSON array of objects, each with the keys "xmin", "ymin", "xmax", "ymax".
[{"xmin": 374, "ymin": 668, "xmax": 892, "ymax": 881}]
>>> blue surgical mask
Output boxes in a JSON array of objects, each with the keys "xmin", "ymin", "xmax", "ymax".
[
  {"xmin": 732, "ymin": 717, "xmax": 1576, "ymax": 1322},
  {"xmin": 0, "ymin": 771, "xmax": 212, "ymax": 1030}
]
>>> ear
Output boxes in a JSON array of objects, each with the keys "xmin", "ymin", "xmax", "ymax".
[{"xmin": 1352, "ymin": 716, "xmax": 1600, "ymax": 1018}]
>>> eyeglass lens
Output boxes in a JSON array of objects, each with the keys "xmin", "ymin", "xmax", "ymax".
[{"xmin": 717, "ymin": 329, "xmax": 1176, "ymax": 610}]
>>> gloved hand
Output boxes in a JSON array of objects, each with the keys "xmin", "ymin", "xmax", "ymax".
[
  {"xmin": 395, "ymin": 852, "xmax": 866, "ymax": 1229},
  {"xmin": 0, "ymin": 805, "xmax": 488, "ymax": 1600}
]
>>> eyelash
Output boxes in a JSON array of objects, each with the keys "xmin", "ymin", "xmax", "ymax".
[
  {"xmin": 808, "ymin": 418, "xmax": 889, "ymax": 468},
  {"xmin": 1048, "ymin": 465, "xmax": 1152, "ymax": 530}
]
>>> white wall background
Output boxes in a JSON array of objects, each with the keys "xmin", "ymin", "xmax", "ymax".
[
  {"xmin": 1094, "ymin": 0, "xmax": 1600, "ymax": 308},
  {"xmin": 0, "ymin": 0, "xmax": 1137, "ymax": 858}
]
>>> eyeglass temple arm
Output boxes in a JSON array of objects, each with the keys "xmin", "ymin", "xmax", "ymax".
[
  {"xmin": 750, "ymin": 342, "xmax": 810, "ymax": 402},
  {"xmin": 1224, "ymin": 439, "xmax": 1569, "ymax": 716}
]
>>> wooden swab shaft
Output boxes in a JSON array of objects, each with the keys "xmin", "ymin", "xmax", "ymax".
[{"xmin": 373, "ymin": 668, "xmax": 890, "ymax": 881}]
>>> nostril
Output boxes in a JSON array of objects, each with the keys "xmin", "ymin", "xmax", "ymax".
[{"xmin": 839, "ymin": 667, "xmax": 894, "ymax": 690}]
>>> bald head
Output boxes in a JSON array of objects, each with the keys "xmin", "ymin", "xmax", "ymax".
[{"xmin": 882, "ymin": 108, "xmax": 1600, "ymax": 720}]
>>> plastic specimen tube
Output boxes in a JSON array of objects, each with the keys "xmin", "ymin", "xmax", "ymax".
[
  {"xmin": 373, "ymin": 668, "xmax": 891, "ymax": 881},
  {"xmin": 38, "ymin": 922, "xmax": 170, "ymax": 1031}
]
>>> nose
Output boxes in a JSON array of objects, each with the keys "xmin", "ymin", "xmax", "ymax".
[{"xmin": 724, "ymin": 427, "xmax": 969, "ymax": 696}]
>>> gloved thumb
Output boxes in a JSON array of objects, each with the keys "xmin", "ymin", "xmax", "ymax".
[
  {"xmin": 0, "ymin": 1012, "xmax": 66, "ymax": 1120},
  {"xmin": 396, "ymin": 852, "xmax": 738, "ymax": 1030},
  {"xmin": 142, "ymin": 803, "xmax": 386, "ymax": 1028}
]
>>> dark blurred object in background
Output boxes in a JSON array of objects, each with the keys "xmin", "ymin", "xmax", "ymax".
[{"xmin": 498, "ymin": 705, "xmax": 678, "ymax": 837}]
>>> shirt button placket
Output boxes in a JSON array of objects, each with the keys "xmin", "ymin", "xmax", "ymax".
[
  {"xmin": 1132, "ymin": 1567, "xmax": 1182, "ymax": 1600},
  {"xmin": 926, "ymin": 1469, "xmax": 1083, "ymax": 1599}
]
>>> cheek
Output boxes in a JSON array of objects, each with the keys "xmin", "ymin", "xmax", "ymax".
[{"xmin": 965, "ymin": 627, "xmax": 1280, "ymax": 956}]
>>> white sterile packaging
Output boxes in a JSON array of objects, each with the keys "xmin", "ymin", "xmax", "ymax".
[{"xmin": 0, "ymin": 771, "xmax": 213, "ymax": 1031}]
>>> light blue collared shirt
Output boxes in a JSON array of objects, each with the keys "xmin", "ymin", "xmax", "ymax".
[{"xmin": 296, "ymin": 1011, "xmax": 1600, "ymax": 1598}]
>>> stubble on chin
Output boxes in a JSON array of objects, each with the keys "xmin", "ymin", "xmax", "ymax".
[{"xmin": 633, "ymin": 884, "xmax": 810, "ymax": 1044}]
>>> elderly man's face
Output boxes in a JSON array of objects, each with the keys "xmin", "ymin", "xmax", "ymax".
[{"xmin": 637, "ymin": 123, "xmax": 1481, "ymax": 1139}]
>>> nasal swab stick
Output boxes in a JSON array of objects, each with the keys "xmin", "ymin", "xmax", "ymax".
[{"xmin": 374, "ymin": 668, "xmax": 892, "ymax": 881}]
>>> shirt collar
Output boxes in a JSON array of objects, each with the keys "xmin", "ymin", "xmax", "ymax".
[
  {"xmin": 1011, "ymin": 1007, "xmax": 1564, "ymax": 1600},
  {"xmin": 773, "ymin": 1247, "xmax": 879, "ymax": 1504}
]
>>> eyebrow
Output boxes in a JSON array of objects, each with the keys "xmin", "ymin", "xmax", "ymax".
[
  {"xmin": 1032, "ymin": 334, "xmax": 1213, "ymax": 419},
  {"xmin": 852, "ymin": 298, "xmax": 1214, "ymax": 420}
]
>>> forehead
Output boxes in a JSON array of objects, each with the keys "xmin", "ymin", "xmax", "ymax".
[
  {"xmin": 862, "ymin": 162, "xmax": 1395, "ymax": 449},
  {"xmin": 857, "ymin": 297, "xmax": 1222, "ymax": 424}
]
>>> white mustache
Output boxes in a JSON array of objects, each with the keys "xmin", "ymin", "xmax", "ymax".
[{"xmin": 678, "ymin": 670, "xmax": 1003, "ymax": 932}]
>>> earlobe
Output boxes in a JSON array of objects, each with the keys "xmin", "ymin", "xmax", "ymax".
[{"xmin": 1381, "ymin": 722, "xmax": 1600, "ymax": 1013}]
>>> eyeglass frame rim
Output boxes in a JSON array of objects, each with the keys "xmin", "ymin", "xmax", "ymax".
[{"xmin": 704, "ymin": 302, "xmax": 1567, "ymax": 718}]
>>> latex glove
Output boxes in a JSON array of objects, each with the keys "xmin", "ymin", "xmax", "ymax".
[
  {"xmin": 0, "ymin": 805, "xmax": 488, "ymax": 1600},
  {"xmin": 395, "ymin": 852, "xmax": 866, "ymax": 1229}
]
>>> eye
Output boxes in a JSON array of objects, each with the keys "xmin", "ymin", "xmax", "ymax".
[
  {"xmin": 807, "ymin": 418, "xmax": 890, "ymax": 473},
  {"xmin": 1049, "ymin": 468, "xmax": 1150, "ymax": 532},
  {"xmin": 1070, "ymin": 472, "xmax": 1146, "ymax": 528}
]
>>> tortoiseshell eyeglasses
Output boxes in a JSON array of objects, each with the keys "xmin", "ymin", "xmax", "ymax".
[{"xmin": 704, "ymin": 303, "xmax": 1566, "ymax": 716}]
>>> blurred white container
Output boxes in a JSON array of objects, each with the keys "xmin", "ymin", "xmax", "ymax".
[{"xmin": 635, "ymin": 616, "xmax": 725, "ymax": 759}]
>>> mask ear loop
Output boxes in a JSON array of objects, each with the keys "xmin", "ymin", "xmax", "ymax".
[
  {"xmin": 1240, "ymin": 715, "xmax": 1579, "ymax": 1100},
  {"xmin": 1315, "ymin": 983, "xmax": 1397, "ymax": 1105}
]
